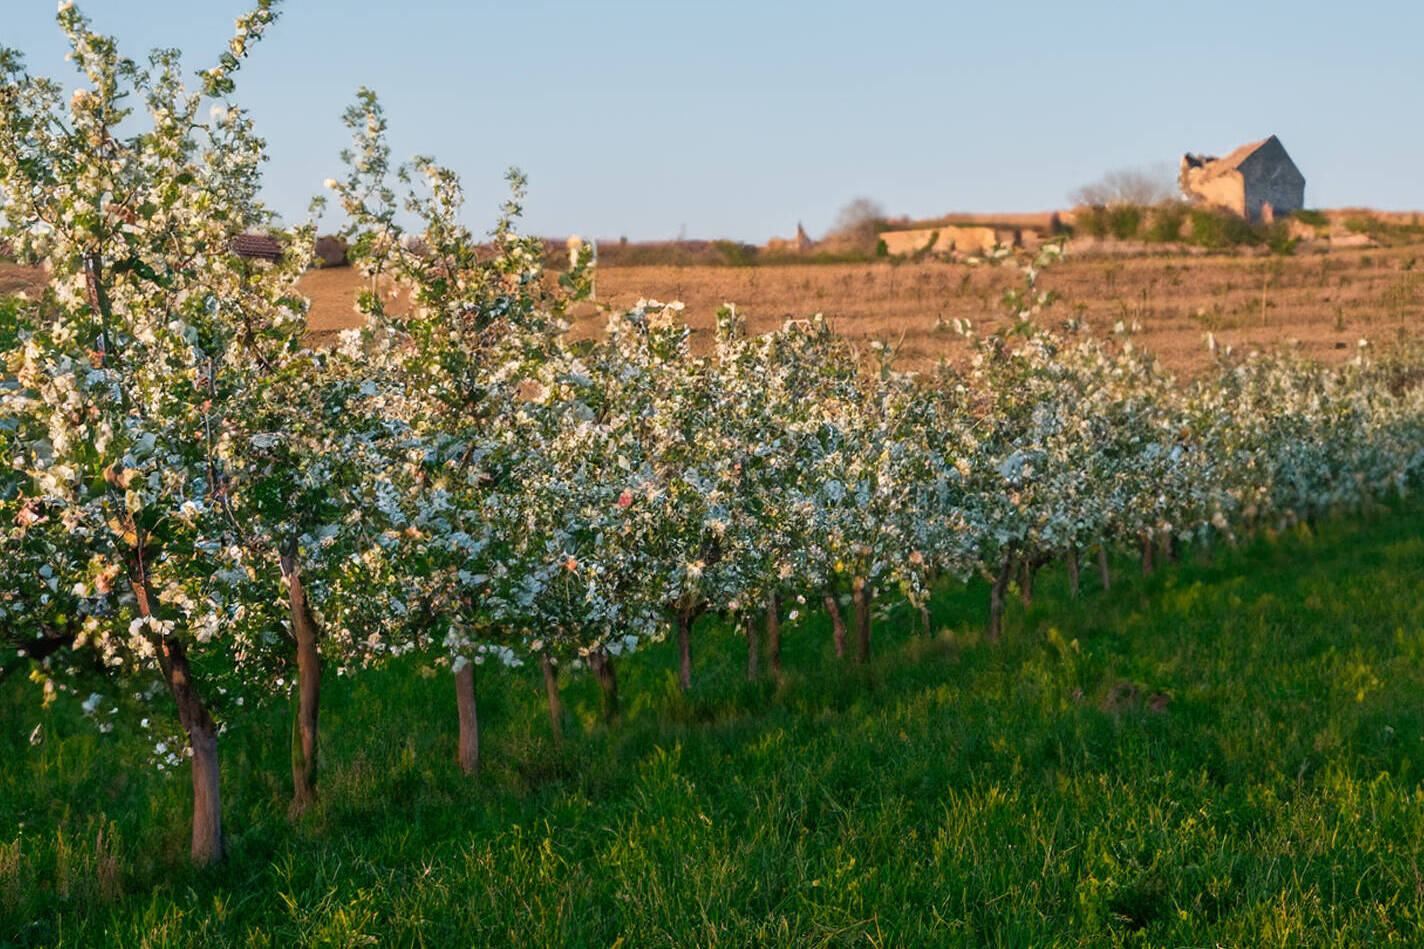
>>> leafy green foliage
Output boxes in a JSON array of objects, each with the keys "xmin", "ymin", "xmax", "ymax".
[
  {"xmin": 1075, "ymin": 204, "xmax": 1149, "ymax": 241},
  {"xmin": 1146, "ymin": 203, "xmax": 1186, "ymax": 243},
  {"xmin": 712, "ymin": 239, "xmax": 758, "ymax": 267},
  {"xmin": 1188, "ymin": 208, "xmax": 1261, "ymax": 250}
]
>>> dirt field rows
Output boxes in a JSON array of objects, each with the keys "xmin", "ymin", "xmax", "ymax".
[
  {"xmin": 572, "ymin": 247, "xmax": 1424, "ymax": 372},
  {"xmin": 9, "ymin": 245, "xmax": 1424, "ymax": 374},
  {"xmin": 305, "ymin": 246, "xmax": 1424, "ymax": 373}
]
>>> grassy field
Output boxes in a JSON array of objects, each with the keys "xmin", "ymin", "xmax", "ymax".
[{"xmin": 7, "ymin": 509, "xmax": 1424, "ymax": 946}]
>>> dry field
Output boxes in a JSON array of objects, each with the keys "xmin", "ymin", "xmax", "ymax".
[
  {"xmin": 9, "ymin": 245, "xmax": 1424, "ymax": 374},
  {"xmin": 307, "ymin": 246, "xmax": 1424, "ymax": 373},
  {"xmin": 572, "ymin": 246, "xmax": 1424, "ymax": 373},
  {"xmin": 0, "ymin": 262, "xmax": 44, "ymax": 300}
]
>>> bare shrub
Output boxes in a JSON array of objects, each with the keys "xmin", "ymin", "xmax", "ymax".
[
  {"xmin": 829, "ymin": 197, "xmax": 887, "ymax": 249},
  {"xmin": 1071, "ymin": 164, "xmax": 1176, "ymax": 208}
]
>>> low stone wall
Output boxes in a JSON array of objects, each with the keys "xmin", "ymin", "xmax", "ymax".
[{"xmin": 878, "ymin": 225, "xmax": 1000, "ymax": 257}]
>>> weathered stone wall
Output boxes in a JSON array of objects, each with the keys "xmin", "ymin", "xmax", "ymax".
[
  {"xmin": 1240, "ymin": 143, "xmax": 1305, "ymax": 220},
  {"xmin": 877, "ymin": 225, "xmax": 1000, "ymax": 256},
  {"xmin": 1181, "ymin": 166, "xmax": 1247, "ymax": 217}
]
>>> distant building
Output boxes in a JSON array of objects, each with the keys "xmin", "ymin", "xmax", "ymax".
[
  {"xmin": 764, "ymin": 222, "xmax": 815, "ymax": 255},
  {"xmin": 230, "ymin": 233, "xmax": 283, "ymax": 262},
  {"xmin": 1179, "ymin": 135, "xmax": 1305, "ymax": 222},
  {"xmin": 313, "ymin": 234, "xmax": 349, "ymax": 267}
]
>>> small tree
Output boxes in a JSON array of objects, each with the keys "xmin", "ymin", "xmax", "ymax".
[
  {"xmin": 1069, "ymin": 164, "xmax": 1176, "ymax": 208},
  {"xmin": 829, "ymin": 197, "xmax": 886, "ymax": 251},
  {"xmin": 0, "ymin": 1, "xmax": 299, "ymax": 864},
  {"xmin": 325, "ymin": 89, "xmax": 610, "ymax": 770}
]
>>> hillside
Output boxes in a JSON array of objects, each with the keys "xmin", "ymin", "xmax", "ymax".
[
  {"xmin": 9, "ymin": 234, "xmax": 1424, "ymax": 374},
  {"xmin": 298, "ymin": 242, "xmax": 1424, "ymax": 374}
]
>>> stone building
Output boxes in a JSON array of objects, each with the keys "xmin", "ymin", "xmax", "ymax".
[
  {"xmin": 764, "ymin": 222, "xmax": 815, "ymax": 255},
  {"xmin": 1179, "ymin": 135, "xmax": 1305, "ymax": 222},
  {"xmin": 229, "ymin": 233, "xmax": 283, "ymax": 262}
]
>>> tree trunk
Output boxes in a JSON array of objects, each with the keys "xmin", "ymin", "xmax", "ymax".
[
  {"xmin": 1067, "ymin": 548, "xmax": 1080, "ymax": 599},
  {"xmin": 746, "ymin": 613, "xmax": 760, "ymax": 681},
  {"xmin": 765, "ymin": 594, "xmax": 782, "ymax": 683},
  {"xmin": 455, "ymin": 660, "xmax": 480, "ymax": 776},
  {"xmin": 988, "ymin": 556, "xmax": 1012, "ymax": 643},
  {"xmin": 132, "ymin": 573, "xmax": 222, "ymax": 866},
  {"xmin": 1019, "ymin": 557, "xmax": 1034, "ymax": 608},
  {"xmin": 1098, "ymin": 544, "xmax": 1111, "ymax": 592},
  {"xmin": 589, "ymin": 647, "xmax": 619, "ymax": 723},
  {"xmin": 166, "ymin": 639, "xmax": 223, "ymax": 866},
  {"xmin": 282, "ymin": 556, "xmax": 321, "ymax": 818},
  {"xmin": 541, "ymin": 652, "xmax": 563, "ymax": 747},
  {"xmin": 1160, "ymin": 532, "xmax": 1177, "ymax": 565},
  {"xmin": 186, "ymin": 710, "xmax": 223, "ymax": 868},
  {"xmin": 1141, "ymin": 533, "xmax": 1155, "ymax": 575},
  {"xmin": 824, "ymin": 594, "xmax": 847, "ymax": 658},
  {"xmin": 676, "ymin": 607, "xmax": 695, "ymax": 692},
  {"xmin": 919, "ymin": 602, "xmax": 932, "ymax": 637},
  {"xmin": 852, "ymin": 578, "xmax": 872, "ymax": 663}
]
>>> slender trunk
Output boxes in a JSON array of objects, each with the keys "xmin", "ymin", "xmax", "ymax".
[
  {"xmin": 746, "ymin": 613, "xmax": 760, "ymax": 681},
  {"xmin": 824, "ymin": 594, "xmax": 847, "ymax": 658},
  {"xmin": 1019, "ymin": 557, "xmax": 1034, "ymax": 608},
  {"xmin": 919, "ymin": 602, "xmax": 932, "ymax": 638},
  {"xmin": 1160, "ymin": 532, "xmax": 1177, "ymax": 565},
  {"xmin": 766, "ymin": 594, "xmax": 782, "ymax": 683},
  {"xmin": 1141, "ymin": 533, "xmax": 1155, "ymax": 575},
  {"xmin": 455, "ymin": 660, "xmax": 480, "ymax": 776},
  {"xmin": 1067, "ymin": 548, "xmax": 1080, "ymax": 600},
  {"xmin": 282, "ymin": 556, "xmax": 321, "ymax": 818},
  {"xmin": 541, "ymin": 652, "xmax": 563, "ymax": 747},
  {"xmin": 133, "ymin": 575, "xmax": 222, "ymax": 865},
  {"xmin": 186, "ymin": 709, "xmax": 222, "ymax": 867},
  {"xmin": 1098, "ymin": 544, "xmax": 1111, "ymax": 592},
  {"xmin": 589, "ymin": 647, "xmax": 619, "ymax": 723},
  {"xmin": 676, "ymin": 607, "xmax": 694, "ymax": 692},
  {"xmin": 988, "ymin": 556, "xmax": 1012, "ymax": 643},
  {"xmin": 852, "ymin": 578, "xmax": 872, "ymax": 663},
  {"xmin": 167, "ymin": 639, "xmax": 223, "ymax": 866}
]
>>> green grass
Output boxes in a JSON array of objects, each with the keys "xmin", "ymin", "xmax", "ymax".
[{"xmin": 7, "ymin": 510, "xmax": 1424, "ymax": 946}]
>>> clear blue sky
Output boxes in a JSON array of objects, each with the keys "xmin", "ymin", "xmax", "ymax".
[{"xmin": 7, "ymin": 1, "xmax": 1423, "ymax": 241}]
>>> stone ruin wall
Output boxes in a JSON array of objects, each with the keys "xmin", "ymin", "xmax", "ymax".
[
  {"xmin": 1240, "ymin": 160, "xmax": 1305, "ymax": 221},
  {"xmin": 877, "ymin": 225, "xmax": 1000, "ymax": 257},
  {"xmin": 1179, "ymin": 161, "xmax": 1247, "ymax": 218}
]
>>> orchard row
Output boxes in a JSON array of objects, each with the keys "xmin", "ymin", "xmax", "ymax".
[{"xmin": 4, "ymin": 4, "xmax": 1423, "ymax": 865}]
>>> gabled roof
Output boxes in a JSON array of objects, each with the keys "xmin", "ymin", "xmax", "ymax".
[
  {"xmin": 230, "ymin": 233, "xmax": 283, "ymax": 261},
  {"xmin": 1187, "ymin": 135, "xmax": 1290, "ymax": 182},
  {"xmin": 1212, "ymin": 137, "xmax": 1273, "ymax": 171}
]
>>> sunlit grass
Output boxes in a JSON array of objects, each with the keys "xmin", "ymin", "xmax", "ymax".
[{"xmin": 6, "ymin": 509, "xmax": 1424, "ymax": 945}]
